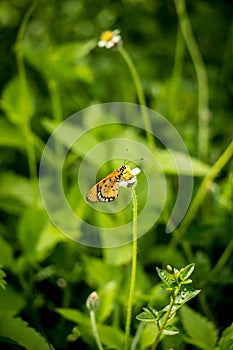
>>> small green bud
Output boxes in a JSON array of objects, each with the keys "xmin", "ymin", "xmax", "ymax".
[
  {"xmin": 167, "ymin": 265, "xmax": 173, "ymax": 272},
  {"xmin": 86, "ymin": 291, "xmax": 99, "ymax": 311}
]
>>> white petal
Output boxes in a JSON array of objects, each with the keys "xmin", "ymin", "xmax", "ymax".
[
  {"xmin": 98, "ymin": 40, "xmax": 106, "ymax": 47},
  {"xmin": 131, "ymin": 167, "xmax": 141, "ymax": 175}
]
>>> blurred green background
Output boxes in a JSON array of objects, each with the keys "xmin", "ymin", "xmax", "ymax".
[{"xmin": 0, "ymin": 0, "xmax": 232, "ymax": 349}]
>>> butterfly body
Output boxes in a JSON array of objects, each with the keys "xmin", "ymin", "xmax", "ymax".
[{"xmin": 86, "ymin": 164, "xmax": 140, "ymax": 203}]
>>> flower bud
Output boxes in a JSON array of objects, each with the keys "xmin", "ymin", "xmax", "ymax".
[{"xmin": 86, "ymin": 291, "xmax": 99, "ymax": 311}]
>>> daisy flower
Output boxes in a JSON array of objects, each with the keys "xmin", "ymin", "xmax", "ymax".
[
  {"xmin": 120, "ymin": 167, "xmax": 141, "ymax": 188},
  {"xmin": 98, "ymin": 29, "xmax": 122, "ymax": 49}
]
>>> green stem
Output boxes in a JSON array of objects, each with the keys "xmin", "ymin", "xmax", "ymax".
[
  {"xmin": 151, "ymin": 295, "xmax": 176, "ymax": 350},
  {"xmin": 210, "ymin": 239, "xmax": 233, "ymax": 279},
  {"xmin": 48, "ymin": 79, "xmax": 63, "ymax": 123},
  {"xmin": 15, "ymin": 0, "xmax": 38, "ymax": 203},
  {"xmin": 169, "ymin": 26, "xmax": 185, "ymax": 123},
  {"xmin": 124, "ymin": 188, "xmax": 138, "ymax": 350},
  {"xmin": 173, "ymin": 140, "xmax": 233, "ymax": 242},
  {"xmin": 130, "ymin": 323, "xmax": 144, "ymax": 350},
  {"xmin": 174, "ymin": 0, "xmax": 210, "ymax": 160},
  {"xmin": 118, "ymin": 46, "xmax": 156, "ymax": 153},
  {"xmin": 90, "ymin": 310, "xmax": 104, "ymax": 350}
]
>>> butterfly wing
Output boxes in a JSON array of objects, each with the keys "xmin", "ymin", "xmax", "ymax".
[{"xmin": 86, "ymin": 170, "xmax": 122, "ymax": 203}]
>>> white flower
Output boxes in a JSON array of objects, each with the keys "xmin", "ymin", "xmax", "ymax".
[
  {"xmin": 98, "ymin": 30, "xmax": 121, "ymax": 49},
  {"xmin": 120, "ymin": 167, "xmax": 141, "ymax": 188}
]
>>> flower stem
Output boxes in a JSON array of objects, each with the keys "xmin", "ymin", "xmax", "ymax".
[
  {"xmin": 124, "ymin": 188, "xmax": 138, "ymax": 350},
  {"xmin": 174, "ymin": 0, "xmax": 210, "ymax": 160},
  {"xmin": 90, "ymin": 310, "xmax": 104, "ymax": 350},
  {"xmin": 118, "ymin": 46, "xmax": 156, "ymax": 153}
]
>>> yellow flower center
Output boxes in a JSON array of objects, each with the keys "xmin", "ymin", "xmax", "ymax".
[{"xmin": 100, "ymin": 31, "xmax": 113, "ymax": 42}]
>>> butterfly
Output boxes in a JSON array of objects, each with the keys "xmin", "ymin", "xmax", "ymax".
[{"xmin": 86, "ymin": 164, "xmax": 141, "ymax": 203}]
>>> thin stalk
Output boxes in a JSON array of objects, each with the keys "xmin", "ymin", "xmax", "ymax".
[
  {"xmin": 130, "ymin": 323, "xmax": 144, "ymax": 350},
  {"xmin": 118, "ymin": 46, "xmax": 156, "ymax": 153},
  {"xmin": 124, "ymin": 188, "xmax": 138, "ymax": 350},
  {"xmin": 90, "ymin": 310, "xmax": 104, "ymax": 350},
  {"xmin": 174, "ymin": 0, "xmax": 210, "ymax": 160},
  {"xmin": 151, "ymin": 295, "xmax": 176, "ymax": 350},
  {"xmin": 15, "ymin": 0, "xmax": 38, "ymax": 203},
  {"xmin": 210, "ymin": 239, "xmax": 233, "ymax": 279},
  {"xmin": 48, "ymin": 79, "xmax": 63, "ymax": 123},
  {"xmin": 118, "ymin": 46, "xmax": 166, "ymax": 210},
  {"xmin": 169, "ymin": 26, "xmax": 185, "ymax": 123},
  {"xmin": 172, "ymin": 139, "xmax": 233, "ymax": 243}
]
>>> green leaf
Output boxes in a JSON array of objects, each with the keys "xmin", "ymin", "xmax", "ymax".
[
  {"xmin": 0, "ymin": 286, "xmax": 25, "ymax": 315},
  {"xmin": 0, "ymin": 119, "xmax": 25, "ymax": 149},
  {"xmin": 35, "ymin": 224, "xmax": 67, "ymax": 262},
  {"xmin": 56, "ymin": 307, "xmax": 124, "ymax": 349},
  {"xmin": 0, "ymin": 314, "xmax": 51, "ymax": 350},
  {"xmin": 175, "ymin": 287, "xmax": 201, "ymax": 306},
  {"xmin": 96, "ymin": 281, "xmax": 117, "ymax": 323},
  {"xmin": 156, "ymin": 267, "xmax": 175, "ymax": 287},
  {"xmin": 139, "ymin": 323, "xmax": 158, "ymax": 349},
  {"xmin": 156, "ymin": 149, "xmax": 210, "ymax": 176},
  {"xmin": 0, "ymin": 336, "xmax": 26, "ymax": 350},
  {"xmin": 0, "ymin": 237, "xmax": 14, "ymax": 267},
  {"xmin": 180, "ymin": 305, "xmax": 218, "ymax": 350},
  {"xmin": 56, "ymin": 308, "xmax": 89, "ymax": 324},
  {"xmin": 98, "ymin": 324, "xmax": 124, "ymax": 349},
  {"xmin": 103, "ymin": 244, "xmax": 133, "ymax": 266},
  {"xmin": 136, "ymin": 307, "xmax": 158, "ymax": 323},
  {"xmin": 0, "ymin": 267, "xmax": 6, "ymax": 289},
  {"xmin": 218, "ymin": 323, "xmax": 233, "ymax": 350},
  {"xmin": 163, "ymin": 324, "xmax": 180, "ymax": 335},
  {"xmin": 0, "ymin": 76, "xmax": 35, "ymax": 125},
  {"xmin": 179, "ymin": 263, "xmax": 195, "ymax": 281},
  {"xmin": 23, "ymin": 40, "xmax": 96, "ymax": 82},
  {"xmin": 18, "ymin": 206, "xmax": 47, "ymax": 254},
  {"xmin": 84, "ymin": 257, "xmax": 120, "ymax": 287},
  {"xmin": 0, "ymin": 172, "xmax": 34, "ymax": 213}
]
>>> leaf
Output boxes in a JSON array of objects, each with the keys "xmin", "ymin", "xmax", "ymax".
[
  {"xmin": 0, "ymin": 119, "xmax": 25, "ymax": 149},
  {"xmin": 98, "ymin": 324, "xmax": 124, "ymax": 349},
  {"xmin": 175, "ymin": 287, "xmax": 201, "ymax": 306},
  {"xmin": 0, "ymin": 286, "xmax": 25, "ymax": 315},
  {"xmin": 156, "ymin": 267, "xmax": 175, "ymax": 287},
  {"xmin": 56, "ymin": 308, "xmax": 89, "ymax": 325},
  {"xmin": 84, "ymin": 257, "xmax": 119, "ymax": 287},
  {"xmin": 0, "ymin": 237, "xmax": 14, "ymax": 267},
  {"xmin": 156, "ymin": 149, "xmax": 210, "ymax": 176},
  {"xmin": 96, "ymin": 281, "xmax": 117, "ymax": 323},
  {"xmin": 0, "ymin": 336, "xmax": 26, "ymax": 350},
  {"xmin": 18, "ymin": 206, "xmax": 47, "ymax": 254},
  {"xmin": 136, "ymin": 307, "xmax": 158, "ymax": 323},
  {"xmin": 163, "ymin": 324, "xmax": 180, "ymax": 335},
  {"xmin": 218, "ymin": 323, "xmax": 233, "ymax": 350},
  {"xmin": 180, "ymin": 305, "xmax": 218, "ymax": 350},
  {"xmin": 103, "ymin": 244, "xmax": 132, "ymax": 266},
  {"xmin": 0, "ymin": 76, "xmax": 35, "ymax": 125},
  {"xmin": 23, "ymin": 40, "xmax": 96, "ymax": 82},
  {"xmin": 35, "ymin": 224, "xmax": 67, "ymax": 262},
  {"xmin": 0, "ymin": 172, "xmax": 34, "ymax": 213},
  {"xmin": 139, "ymin": 323, "xmax": 158, "ymax": 349},
  {"xmin": 56, "ymin": 308, "xmax": 124, "ymax": 349},
  {"xmin": 179, "ymin": 263, "xmax": 195, "ymax": 281},
  {"xmin": 0, "ymin": 314, "xmax": 51, "ymax": 350}
]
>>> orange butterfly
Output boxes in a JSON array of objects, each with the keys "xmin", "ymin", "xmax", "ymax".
[{"xmin": 86, "ymin": 164, "xmax": 141, "ymax": 203}]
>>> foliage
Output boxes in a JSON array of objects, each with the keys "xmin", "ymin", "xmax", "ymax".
[
  {"xmin": 137, "ymin": 264, "xmax": 201, "ymax": 348},
  {"xmin": 0, "ymin": 0, "xmax": 232, "ymax": 349}
]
